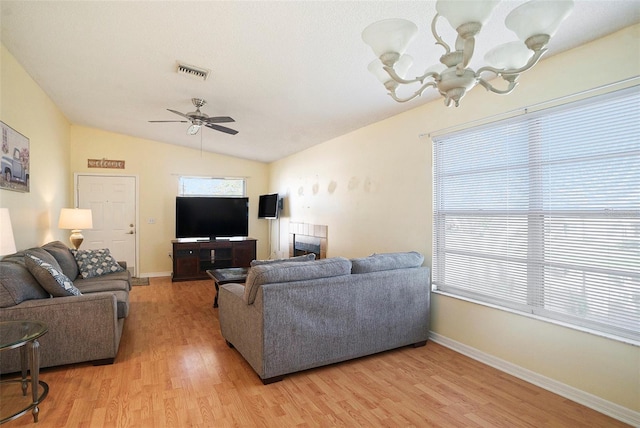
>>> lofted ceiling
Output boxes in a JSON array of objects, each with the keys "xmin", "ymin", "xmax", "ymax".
[{"xmin": 1, "ymin": 1, "xmax": 638, "ymax": 163}]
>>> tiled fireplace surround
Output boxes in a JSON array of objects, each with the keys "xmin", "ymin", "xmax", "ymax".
[{"xmin": 289, "ymin": 222, "xmax": 327, "ymax": 259}]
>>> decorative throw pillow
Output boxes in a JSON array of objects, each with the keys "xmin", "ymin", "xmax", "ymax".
[
  {"xmin": 24, "ymin": 253, "xmax": 82, "ymax": 297},
  {"xmin": 71, "ymin": 248, "xmax": 125, "ymax": 279}
]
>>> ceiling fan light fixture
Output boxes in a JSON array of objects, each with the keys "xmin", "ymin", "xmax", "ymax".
[
  {"xmin": 187, "ymin": 124, "xmax": 201, "ymax": 135},
  {"xmin": 150, "ymin": 98, "xmax": 238, "ymax": 136}
]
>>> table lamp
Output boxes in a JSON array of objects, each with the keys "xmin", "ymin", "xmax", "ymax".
[
  {"xmin": 58, "ymin": 208, "xmax": 93, "ymax": 249},
  {"xmin": 0, "ymin": 208, "xmax": 17, "ymax": 256}
]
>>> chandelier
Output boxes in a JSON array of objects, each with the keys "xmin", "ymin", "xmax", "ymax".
[{"xmin": 362, "ymin": 0, "xmax": 574, "ymax": 107}]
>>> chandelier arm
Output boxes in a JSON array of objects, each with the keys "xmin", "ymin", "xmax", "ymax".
[
  {"xmin": 458, "ymin": 36, "xmax": 475, "ymax": 75},
  {"xmin": 431, "ymin": 14, "xmax": 450, "ymax": 54},
  {"xmin": 476, "ymin": 48, "xmax": 547, "ymax": 77},
  {"xmin": 389, "ymin": 81, "xmax": 438, "ymax": 103},
  {"xmin": 477, "ymin": 77, "xmax": 519, "ymax": 95},
  {"xmin": 383, "ymin": 66, "xmax": 440, "ymax": 86}
]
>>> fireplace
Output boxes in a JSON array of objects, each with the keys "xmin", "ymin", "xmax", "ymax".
[{"xmin": 289, "ymin": 222, "xmax": 327, "ymax": 259}]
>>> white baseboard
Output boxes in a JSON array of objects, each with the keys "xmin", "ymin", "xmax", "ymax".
[{"xmin": 429, "ymin": 332, "xmax": 639, "ymax": 427}]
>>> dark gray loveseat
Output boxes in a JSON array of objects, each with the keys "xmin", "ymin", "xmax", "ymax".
[
  {"xmin": 0, "ymin": 241, "xmax": 130, "ymax": 373},
  {"xmin": 219, "ymin": 252, "xmax": 430, "ymax": 384}
]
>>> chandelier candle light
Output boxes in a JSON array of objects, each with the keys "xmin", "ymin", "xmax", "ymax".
[{"xmin": 362, "ymin": 0, "xmax": 574, "ymax": 107}]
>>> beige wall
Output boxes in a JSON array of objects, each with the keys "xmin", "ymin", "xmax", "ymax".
[
  {"xmin": 269, "ymin": 25, "xmax": 640, "ymax": 412},
  {"xmin": 69, "ymin": 126, "xmax": 270, "ymax": 275},
  {"xmin": 0, "ymin": 45, "xmax": 71, "ymax": 250}
]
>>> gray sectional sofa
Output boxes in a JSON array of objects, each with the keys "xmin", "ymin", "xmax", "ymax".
[
  {"xmin": 0, "ymin": 241, "xmax": 131, "ymax": 373},
  {"xmin": 219, "ymin": 252, "xmax": 431, "ymax": 384}
]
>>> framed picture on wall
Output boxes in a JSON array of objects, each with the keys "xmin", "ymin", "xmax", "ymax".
[{"xmin": 0, "ymin": 121, "xmax": 30, "ymax": 193}]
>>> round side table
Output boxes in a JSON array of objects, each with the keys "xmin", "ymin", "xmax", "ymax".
[{"xmin": 0, "ymin": 320, "xmax": 49, "ymax": 424}]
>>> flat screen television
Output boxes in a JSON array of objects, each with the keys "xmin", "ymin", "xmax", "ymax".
[
  {"xmin": 258, "ymin": 193, "xmax": 279, "ymax": 219},
  {"xmin": 176, "ymin": 196, "xmax": 248, "ymax": 239}
]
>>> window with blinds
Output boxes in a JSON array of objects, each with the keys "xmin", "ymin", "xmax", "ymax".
[
  {"xmin": 432, "ymin": 86, "xmax": 640, "ymax": 344},
  {"xmin": 178, "ymin": 176, "xmax": 245, "ymax": 197}
]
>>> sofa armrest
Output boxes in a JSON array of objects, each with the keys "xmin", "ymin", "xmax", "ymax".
[
  {"xmin": 218, "ymin": 283, "xmax": 266, "ymax": 376},
  {"xmin": 0, "ymin": 293, "xmax": 121, "ymax": 372}
]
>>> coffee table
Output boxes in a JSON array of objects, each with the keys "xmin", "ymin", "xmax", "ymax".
[
  {"xmin": 206, "ymin": 267, "xmax": 249, "ymax": 308},
  {"xmin": 0, "ymin": 320, "xmax": 49, "ymax": 424}
]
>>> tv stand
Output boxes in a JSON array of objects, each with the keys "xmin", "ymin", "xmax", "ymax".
[{"xmin": 171, "ymin": 237, "xmax": 256, "ymax": 282}]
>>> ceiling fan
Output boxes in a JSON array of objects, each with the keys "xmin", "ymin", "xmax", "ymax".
[{"xmin": 149, "ymin": 98, "xmax": 238, "ymax": 135}]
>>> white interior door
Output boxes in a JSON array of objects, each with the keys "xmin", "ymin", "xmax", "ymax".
[{"xmin": 76, "ymin": 174, "xmax": 137, "ymax": 276}]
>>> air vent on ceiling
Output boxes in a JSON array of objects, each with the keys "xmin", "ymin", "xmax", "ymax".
[{"xmin": 176, "ymin": 62, "xmax": 210, "ymax": 81}]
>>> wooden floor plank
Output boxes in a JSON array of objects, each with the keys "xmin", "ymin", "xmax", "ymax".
[{"xmin": 1, "ymin": 276, "xmax": 630, "ymax": 427}]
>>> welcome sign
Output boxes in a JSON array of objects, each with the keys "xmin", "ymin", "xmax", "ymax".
[{"xmin": 88, "ymin": 158, "xmax": 125, "ymax": 169}]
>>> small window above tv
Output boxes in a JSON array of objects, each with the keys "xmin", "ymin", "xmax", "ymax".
[
  {"xmin": 178, "ymin": 176, "xmax": 245, "ymax": 197},
  {"xmin": 258, "ymin": 193, "xmax": 279, "ymax": 219}
]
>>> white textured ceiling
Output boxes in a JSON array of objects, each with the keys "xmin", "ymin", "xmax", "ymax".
[{"xmin": 1, "ymin": 1, "xmax": 638, "ymax": 163}]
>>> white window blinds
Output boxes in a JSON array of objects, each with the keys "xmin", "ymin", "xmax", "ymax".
[
  {"xmin": 432, "ymin": 86, "xmax": 640, "ymax": 344},
  {"xmin": 178, "ymin": 177, "xmax": 245, "ymax": 197}
]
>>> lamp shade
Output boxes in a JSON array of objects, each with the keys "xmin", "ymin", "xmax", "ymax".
[
  {"xmin": 362, "ymin": 18, "xmax": 418, "ymax": 59},
  {"xmin": 58, "ymin": 208, "xmax": 93, "ymax": 230},
  {"xmin": 484, "ymin": 41, "xmax": 533, "ymax": 69},
  {"xmin": 436, "ymin": 0, "xmax": 499, "ymax": 29},
  {"xmin": 506, "ymin": 0, "xmax": 574, "ymax": 41},
  {"xmin": 0, "ymin": 208, "xmax": 17, "ymax": 256}
]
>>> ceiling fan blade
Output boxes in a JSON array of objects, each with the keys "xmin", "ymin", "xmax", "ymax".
[
  {"xmin": 205, "ymin": 123, "xmax": 239, "ymax": 135},
  {"xmin": 148, "ymin": 120, "xmax": 188, "ymax": 123},
  {"xmin": 167, "ymin": 109, "xmax": 190, "ymax": 119},
  {"xmin": 204, "ymin": 116, "xmax": 235, "ymax": 124}
]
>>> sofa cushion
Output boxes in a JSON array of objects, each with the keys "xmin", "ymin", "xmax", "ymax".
[
  {"xmin": 244, "ymin": 257, "xmax": 351, "ymax": 304},
  {"xmin": 351, "ymin": 251, "xmax": 424, "ymax": 274},
  {"xmin": 74, "ymin": 276, "xmax": 130, "ymax": 294},
  {"xmin": 71, "ymin": 248, "xmax": 125, "ymax": 279},
  {"xmin": 43, "ymin": 241, "xmax": 79, "ymax": 280},
  {"xmin": 250, "ymin": 253, "xmax": 315, "ymax": 267},
  {"xmin": 0, "ymin": 261, "xmax": 49, "ymax": 307},
  {"xmin": 25, "ymin": 253, "xmax": 82, "ymax": 297},
  {"xmin": 74, "ymin": 269, "xmax": 131, "ymax": 290},
  {"xmin": 0, "ymin": 250, "xmax": 28, "ymax": 266}
]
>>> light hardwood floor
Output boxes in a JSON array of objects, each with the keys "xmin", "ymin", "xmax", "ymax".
[{"xmin": 1, "ymin": 276, "xmax": 629, "ymax": 427}]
